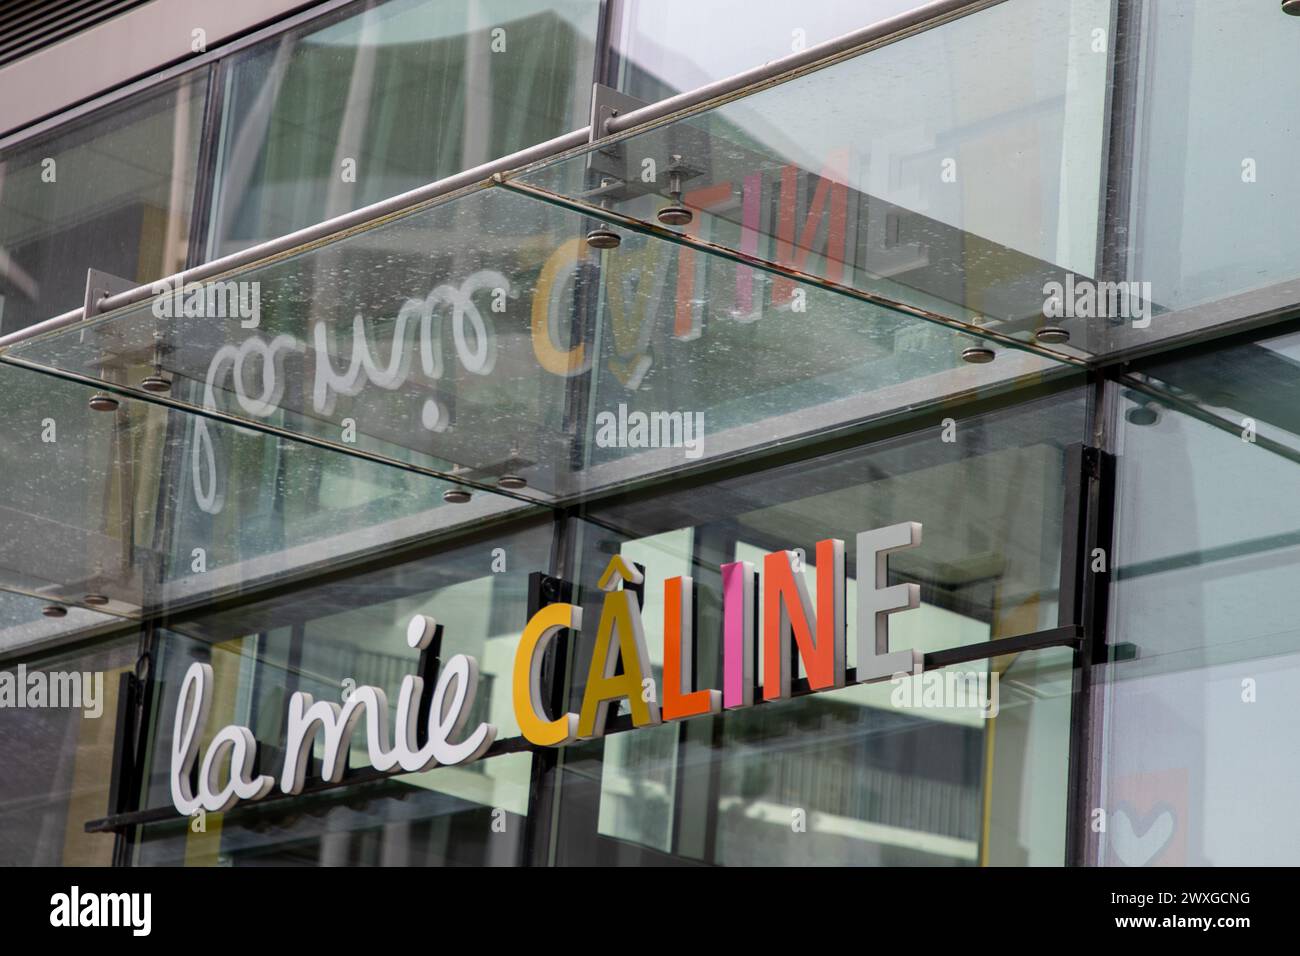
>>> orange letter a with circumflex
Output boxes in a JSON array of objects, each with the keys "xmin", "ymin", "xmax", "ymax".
[{"xmin": 762, "ymin": 539, "xmax": 846, "ymax": 700}]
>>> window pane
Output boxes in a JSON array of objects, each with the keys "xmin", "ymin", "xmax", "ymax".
[
  {"xmin": 208, "ymin": 0, "xmax": 601, "ymax": 256},
  {"xmin": 1130, "ymin": 1, "xmax": 1300, "ymax": 315},
  {"xmin": 554, "ymin": 643, "xmax": 1074, "ymax": 866},
  {"xmin": 0, "ymin": 635, "xmax": 138, "ymax": 864},
  {"xmin": 1104, "ymin": 335, "xmax": 1300, "ymax": 865},
  {"xmin": 0, "ymin": 74, "xmax": 207, "ymax": 335},
  {"xmin": 614, "ymin": 0, "xmax": 928, "ymax": 101},
  {"xmin": 9, "ymin": 182, "xmax": 1072, "ymax": 505}
]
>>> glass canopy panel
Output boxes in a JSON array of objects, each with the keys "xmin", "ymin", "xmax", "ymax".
[
  {"xmin": 7, "ymin": 185, "xmax": 588, "ymax": 502},
  {"xmin": 0, "ymin": 588, "xmax": 122, "ymax": 658},
  {"xmin": 571, "ymin": 220, "xmax": 1074, "ymax": 496},
  {"xmin": 512, "ymin": 0, "xmax": 1116, "ymax": 358},
  {"xmin": 0, "ymin": 361, "xmax": 531, "ymax": 650},
  {"xmin": 5, "ymin": 180, "xmax": 1076, "ymax": 502}
]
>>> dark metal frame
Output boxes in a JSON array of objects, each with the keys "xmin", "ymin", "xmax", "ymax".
[{"xmin": 1061, "ymin": 392, "xmax": 1118, "ymax": 868}]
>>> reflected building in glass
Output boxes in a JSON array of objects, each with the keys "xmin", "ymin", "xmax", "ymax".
[{"xmin": 0, "ymin": 0, "xmax": 1297, "ymax": 868}]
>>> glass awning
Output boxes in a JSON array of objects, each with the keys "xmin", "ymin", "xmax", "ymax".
[
  {"xmin": 0, "ymin": 587, "xmax": 122, "ymax": 657},
  {"xmin": 0, "ymin": 359, "xmax": 536, "ymax": 652},
  {"xmin": 8, "ymin": 0, "xmax": 1168, "ymax": 652},
  {"xmin": 502, "ymin": 0, "xmax": 1300, "ymax": 361},
  {"xmin": 506, "ymin": 0, "xmax": 1123, "ymax": 358},
  {"xmin": 0, "ymin": 173, "xmax": 1075, "ymax": 650},
  {"xmin": 2, "ymin": 180, "xmax": 1075, "ymax": 505}
]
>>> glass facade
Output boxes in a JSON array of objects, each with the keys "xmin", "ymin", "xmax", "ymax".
[
  {"xmin": 207, "ymin": 0, "xmax": 601, "ymax": 256},
  {"xmin": 0, "ymin": 74, "xmax": 207, "ymax": 336},
  {"xmin": 1, "ymin": 0, "xmax": 1298, "ymax": 870},
  {"xmin": 1102, "ymin": 326, "xmax": 1300, "ymax": 866},
  {"xmin": 553, "ymin": 388, "xmax": 1084, "ymax": 865}
]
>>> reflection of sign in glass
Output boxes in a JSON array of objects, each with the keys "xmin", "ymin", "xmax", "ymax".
[
  {"xmin": 167, "ymin": 521, "xmax": 923, "ymax": 818},
  {"xmin": 184, "ymin": 162, "xmax": 856, "ymax": 514},
  {"xmin": 189, "ymin": 270, "xmax": 507, "ymax": 514}
]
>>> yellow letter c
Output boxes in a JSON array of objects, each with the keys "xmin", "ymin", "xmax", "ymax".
[{"xmin": 513, "ymin": 603, "xmax": 582, "ymax": 747}]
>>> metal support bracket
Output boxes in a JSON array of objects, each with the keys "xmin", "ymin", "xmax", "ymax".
[
  {"xmin": 84, "ymin": 269, "xmax": 136, "ymax": 319},
  {"xmin": 585, "ymin": 84, "xmax": 713, "ymax": 207},
  {"xmin": 585, "ymin": 84, "xmax": 652, "ymax": 201},
  {"xmin": 589, "ymin": 83, "xmax": 648, "ymax": 145}
]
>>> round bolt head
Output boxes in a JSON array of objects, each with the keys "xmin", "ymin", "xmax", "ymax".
[
  {"xmin": 1126, "ymin": 404, "xmax": 1160, "ymax": 426},
  {"xmin": 961, "ymin": 346, "xmax": 996, "ymax": 365},
  {"xmin": 88, "ymin": 392, "xmax": 120, "ymax": 412},
  {"xmin": 1034, "ymin": 326, "xmax": 1070, "ymax": 344},
  {"xmin": 497, "ymin": 474, "xmax": 528, "ymax": 490},
  {"xmin": 586, "ymin": 227, "xmax": 621, "ymax": 249},
  {"xmin": 140, "ymin": 373, "xmax": 172, "ymax": 393},
  {"xmin": 442, "ymin": 488, "xmax": 472, "ymax": 504},
  {"xmin": 657, "ymin": 203, "xmax": 693, "ymax": 226},
  {"xmin": 42, "ymin": 605, "xmax": 68, "ymax": 618},
  {"xmin": 1284, "ymin": 0, "xmax": 1300, "ymax": 15},
  {"xmin": 83, "ymin": 593, "xmax": 110, "ymax": 607}
]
